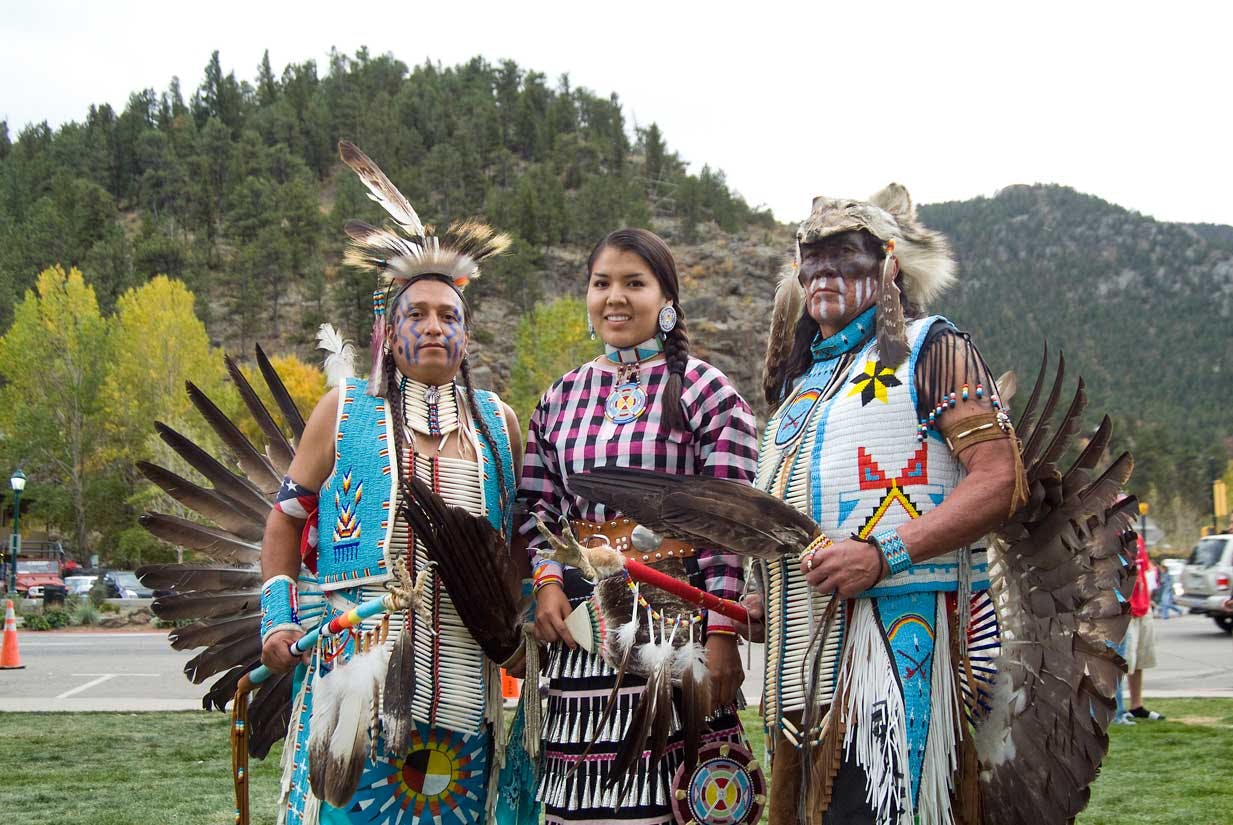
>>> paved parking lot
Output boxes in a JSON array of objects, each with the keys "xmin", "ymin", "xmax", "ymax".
[{"xmin": 1, "ymin": 613, "xmax": 1229, "ymax": 712}]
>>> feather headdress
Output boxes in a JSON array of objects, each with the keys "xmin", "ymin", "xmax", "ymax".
[
  {"xmin": 337, "ymin": 141, "xmax": 511, "ymax": 395},
  {"xmin": 765, "ymin": 183, "xmax": 956, "ymax": 386}
]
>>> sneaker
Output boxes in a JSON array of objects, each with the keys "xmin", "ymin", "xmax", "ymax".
[
  {"xmin": 1128, "ymin": 706, "xmax": 1165, "ymax": 720},
  {"xmin": 1112, "ymin": 713, "xmax": 1136, "ymax": 725}
]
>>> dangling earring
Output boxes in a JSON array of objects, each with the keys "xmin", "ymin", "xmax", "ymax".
[
  {"xmin": 657, "ymin": 304, "xmax": 678, "ymax": 334},
  {"xmin": 587, "ymin": 315, "xmax": 596, "ymax": 340}
]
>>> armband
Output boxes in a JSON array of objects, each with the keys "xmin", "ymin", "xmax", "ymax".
[
  {"xmin": 260, "ymin": 575, "xmax": 302, "ymax": 643},
  {"xmin": 869, "ymin": 528, "xmax": 912, "ymax": 578}
]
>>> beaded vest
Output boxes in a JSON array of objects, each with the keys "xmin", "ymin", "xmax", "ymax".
[{"xmin": 316, "ymin": 377, "xmax": 516, "ymax": 590}]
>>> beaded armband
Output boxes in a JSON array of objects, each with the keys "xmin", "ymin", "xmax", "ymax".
[
  {"xmin": 260, "ymin": 575, "xmax": 301, "ymax": 643},
  {"xmin": 870, "ymin": 528, "xmax": 912, "ymax": 577},
  {"xmin": 532, "ymin": 562, "xmax": 564, "ymax": 594}
]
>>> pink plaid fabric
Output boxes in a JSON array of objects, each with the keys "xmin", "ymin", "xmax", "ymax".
[{"xmin": 518, "ymin": 356, "xmax": 757, "ymax": 632}]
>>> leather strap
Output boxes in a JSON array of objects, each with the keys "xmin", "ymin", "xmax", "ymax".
[{"xmin": 569, "ymin": 518, "xmax": 696, "ymax": 564}]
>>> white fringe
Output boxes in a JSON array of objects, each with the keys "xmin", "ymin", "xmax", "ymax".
[
  {"xmin": 840, "ymin": 599, "xmax": 911, "ymax": 823},
  {"xmin": 917, "ymin": 593, "xmax": 959, "ymax": 825}
]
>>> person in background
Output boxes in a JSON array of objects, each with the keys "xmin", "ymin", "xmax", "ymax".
[
  {"xmin": 1157, "ymin": 562, "xmax": 1182, "ymax": 619},
  {"xmin": 1121, "ymin": 535, "xmax": 1165, "ymax": 721}
]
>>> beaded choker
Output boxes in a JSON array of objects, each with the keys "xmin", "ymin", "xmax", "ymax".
[
  {"xmin": 399, "ymin": 376, "xmax": 459, "ymax": 437},
  {"xmin": 811, "ymin": 306, "xmax": 876, "ymax": 362},
  {"xmin": 604, "ymin": 335, "xmax": 664, "ymax": 364}
]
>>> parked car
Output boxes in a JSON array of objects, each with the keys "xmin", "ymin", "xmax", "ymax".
[
  {"xmin": 1177, "ymin": 534, "xmax": 1233, "ymax": 632},
  {"xmin": 64, "ymin": 575, "xmax": 124, "ymax": 599},
  {"xmin": 107, "ymin": 570, "xmax": 153, "ymax": 599},
  {"xmin": 14, "ymin": 559, "xmax": 66, "ymax": 599}
]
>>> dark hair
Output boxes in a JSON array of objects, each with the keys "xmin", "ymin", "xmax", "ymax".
[
  {"xmin": 767, "ymin": 230, "xmax": 922, "ymax": 403},
  {"xmin": 383, "ymin": 278, "xmax": 511, "ymax": 526},
  {"xmin": 587, "ymin": 228, "xmax": 689, "ymax": 432}
]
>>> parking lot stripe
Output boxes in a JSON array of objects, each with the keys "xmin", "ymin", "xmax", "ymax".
[{"xmin": 56, "ymin": 673, "xmax": 116, "ymax": 698}]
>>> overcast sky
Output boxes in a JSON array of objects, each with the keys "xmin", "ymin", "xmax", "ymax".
[{"xmin": 3, "ymin": 0, "xmax": 1229, "ymax": 226}]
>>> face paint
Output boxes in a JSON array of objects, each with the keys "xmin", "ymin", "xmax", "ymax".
[
  {"xmin": 799, "ymin": 232, "xmax": 882, "ymax": 335},
  {"xmin": 388, "ymin": 279, "xmax": 468, "ymax": 383}
]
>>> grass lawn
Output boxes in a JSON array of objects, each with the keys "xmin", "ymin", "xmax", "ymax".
[{"xmin": 1, "ymin": 699, "xmax": 1229, "ymax": 824}]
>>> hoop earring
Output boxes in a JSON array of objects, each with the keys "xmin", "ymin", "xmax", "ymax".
[{"xmin": 657, "ymin": 305, "xmax": 678, "ymax": 334}]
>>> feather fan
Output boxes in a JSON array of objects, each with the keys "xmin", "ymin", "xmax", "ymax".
[
  {"xmin": 398, "ymin": 475, "xmax": 524, "ymax": 664},
  {"xmin": 568, "ymin": 468, "xmax": 818, "ymax": 559},
  {"xmin": 976, "ymin": 348, "xmax": 1137, "ymax": 824}
]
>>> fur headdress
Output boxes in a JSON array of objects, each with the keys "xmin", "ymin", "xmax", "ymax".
[
  {"xmin": 337, "ymin": 141, "xmax": 511, "ymax": 396},
  {"xmin": 764, "ymin": 183, "xmax": 955, "ymax": 396}
]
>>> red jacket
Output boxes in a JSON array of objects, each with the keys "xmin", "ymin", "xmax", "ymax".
[{"xmin": 1130, "ymin": 536, "xmax": 1152, "ymax": 618}]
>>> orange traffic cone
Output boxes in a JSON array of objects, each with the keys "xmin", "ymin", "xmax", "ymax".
[{"xmin": 1, "ymin": 599, "xmax": 24, "ymax": 669}]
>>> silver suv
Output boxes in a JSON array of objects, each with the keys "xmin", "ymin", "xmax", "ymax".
[{"xmin": 1177, "ymin": 534, "xmax": 1233, "ymax": 632}]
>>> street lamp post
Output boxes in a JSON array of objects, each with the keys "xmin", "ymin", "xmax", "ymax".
[{"xmin": 9, "ymin": 469, "xmax": 25, "ymax": 596}]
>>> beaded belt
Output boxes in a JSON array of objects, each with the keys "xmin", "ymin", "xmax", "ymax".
[{"xmin": 568, "ymin": 517, "xmax": 696, "ymax": 564}]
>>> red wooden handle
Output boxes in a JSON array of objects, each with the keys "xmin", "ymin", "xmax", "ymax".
[{"xmin": 622, "ymin": 557, "xmax": 751, "ymax": 624}]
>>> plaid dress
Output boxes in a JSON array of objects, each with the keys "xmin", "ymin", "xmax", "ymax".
[{"xmin": 518, "ymin": 355, "xmax": 758, "ymax": 824}]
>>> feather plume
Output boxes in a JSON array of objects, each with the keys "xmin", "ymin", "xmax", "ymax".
[
  {"xmin": 875, "ymin": 249, "xmax": 909, "ymax": 366},
  {"xmin": 342, "ymin": 220, "xmax": 423, "ymax": 270},
  {"xmin": 440, "ymin": 219, "xmax": 512, "ymax": 266},
  {"xmin": 256, "ymin": 344, "xmax": 306, "ymax": 440},
  {"xmin": 381, "ymin": 611, "xmax": 417, "ymax": 755},
  {"xmin": 338, "ymin": 141, "xmax": 424, "ymax": 237},
  {"xmin": 316, "ymin": 323, "xmax": 356, "ymax": 389},
  {"xmin": 568, "ymin": 468, "xmax": 818, "ymax": 559},
  {"xmin": 224, "ymin": 354, "xmax": 294, "ymax": 474},
  {"xmin": 136, "ymin": 461, "xmax": 264, "ymax": 541},
  {"xmin": 185, "ymin": 381, "xmax": 281, "ymax": 494},
  {"xmin": 309, "ymin": 646, "xmax": 388, "ymax": 807},
  {"xmin": 608, "ymin": 624, "xmax": 677, "ymax": 795},
  {"xmin": 676, "ymin": 638, "xmax": 711, "ymax": 775}
]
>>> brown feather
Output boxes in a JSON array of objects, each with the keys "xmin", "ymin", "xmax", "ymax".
[
  {"xmin": 875, "ymin": 258, "xmax": 910, "ymax": 366},
  {"xmin": 183, "ymin": 632, "xmax": 262, "ymax": 683},
  {"xmin": 1014, "ymin": 344, "xmax": 1050, "ymax": 433},
  {"xmin": 224, "ymin": 354, "xmax": 294, "ymax": 473},
  {"xmin": 203, "ymin": 663, "xmax": 253, "ymax": 712},
  {"xmin": 381, "ymin": 611, "xmax": 417, "ymax": 755},
  {"xmin": 338, "ymin": 140, "xmax": 424, "ymax": 236},
  {"xmin": 153, "ymin": 422, "xmax": 271, "ymax": 520},
  {"xmin": 153, "ymin": 589, "xmax": 261, "ymax": 623},
  {"xmin": 137, "ymin": 564, "xmax": 262, "ymax": 594},
  {"xmin": 139, "ymin": 513, "xmax": 261, "ymax": 567},
  {"xmin": 247, "ymin": 670, "xmax": 292, "ymax": 759},
  {"xmin": 136, "ymin": 461, "xmax": 264, "ymax": 541},
  {"xmin": 399, "ymin": 476, "xmax": 523, "ymax": 663},
  {"xmin": 255, "ymin": 344, "xmax": 306, "ymax": 440},
  {"xmin": 185, "ymin": 381, "xmax": 281, "ymax": 493},
  {"xmin": 979, "ymin": 349, "xmax": 1136, "ymax": 824},
  {"xmin": 569, "ymin": 468, "xmax": 818, "ymax": 559},
  {"xmin": 166, "ymin": 612, "xmax": 261, "ymax": 652}
]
